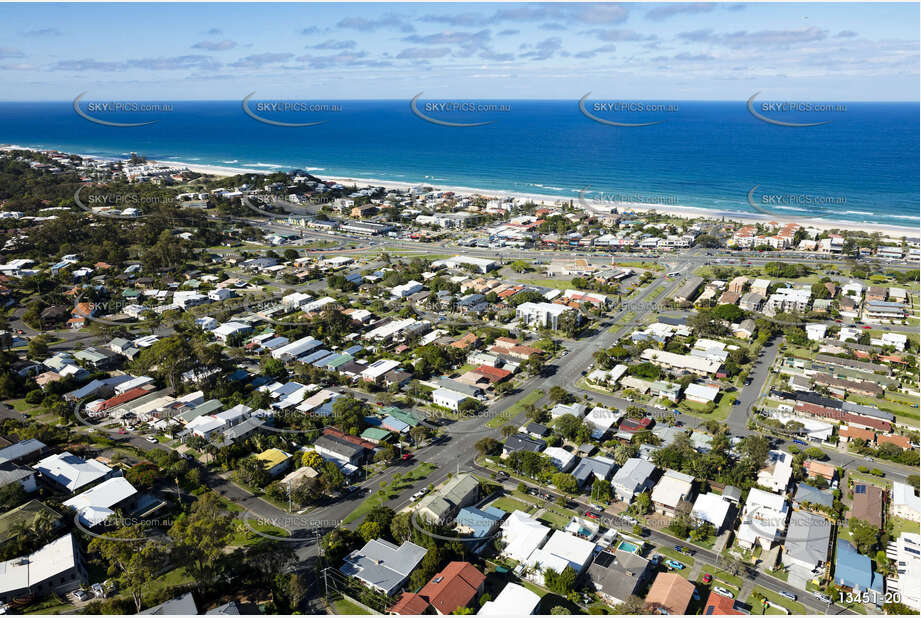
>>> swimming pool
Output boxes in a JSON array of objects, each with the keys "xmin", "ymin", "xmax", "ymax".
[{"xmin": 617, "ymin": 540, "xmax": 640, "ymax": 553}]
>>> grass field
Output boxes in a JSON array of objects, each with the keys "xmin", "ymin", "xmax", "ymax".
[
  {"xmin": 655, "ymin": 545, "xmax": 695, "ymax": 568},
  {"xmin": 490, "ymin": 496, "xmax": 533, "ymax": 514},
  {"xmin": 486, "ymin": 389, "xmax": 544, "ymax": 428},
  {"xmin": 331, "ymin": 598, "xmax": 372, "ymax": 615},
  {"xmin": 342, "ymin": 462, "xmax": 438, "ymax": 524},
  {"xmin": 746, "ymin": 585, "xmax": 807, "ymax": 615}
]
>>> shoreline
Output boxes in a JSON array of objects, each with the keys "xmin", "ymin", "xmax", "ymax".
[
  {"xmin": 3, "ymin": 144, "xmax": 917, "ymax": 236},
  {"xmin": 167, "ymin": 159, "xmax": 918, "ymax": 237}
]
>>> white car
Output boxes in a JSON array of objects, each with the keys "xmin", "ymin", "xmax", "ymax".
[
  {"xmin": 145, "ymin": 436, "xmax": 158, "ymax": 444},
  {"xmin": 713, "ymin": 587, "xmax": 734, "ymax": 599}
]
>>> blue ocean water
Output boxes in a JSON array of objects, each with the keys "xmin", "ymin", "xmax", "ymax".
[{"xmin": 0, "ymin": 99, "xmax": 917, "ymax": 227}]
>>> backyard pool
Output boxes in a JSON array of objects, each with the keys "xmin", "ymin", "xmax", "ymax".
[{"xmin": 617, "ymin": 540, "xmax": 641, "ymax": 554}]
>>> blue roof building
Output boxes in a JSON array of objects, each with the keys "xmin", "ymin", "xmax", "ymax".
[
  {"xmin": 835, "ymin": 540, "xmax": 884, "ymax": 599},
  {"xmin": 455, "ymin": 506, "xmax": 505, "ymax": 538},
  {"xmin": 793, "ymin": 482, "xmax": 835, "ymax": 509}
]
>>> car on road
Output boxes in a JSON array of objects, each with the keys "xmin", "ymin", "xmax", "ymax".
[
  {"xmin": 713, "ymin": 587, "xmax": 734, "ymax": 599},
  {"xmin": 793, "ymin": 439, "xmax": 807, "ymax": 446},
  {"xmin": 589, "ymin": 503, "xmax": 604, "ymax": 511},
  {"xmin": 496, "ymin": 471, "xmax": 509, "ymax": 480},
  {"xmin": 778, "ymin": 591, "xmax": 797, "ymax": 601},
  {"xmin": 584, "ymin": 510, "xmax": 599, "ymax": 520},
  {"xmin": 145, "ymin": 436, "xmax": 158, "ymax": 443},
  {"xmin": 665, "ymin": 559, "xmax": 686, "ymax": 570},
  {"xmin": 702, "ymin": 574, "xmax": 712, "ymax": 584},
  {"xmin": 409, "ymin": 488, "xmax": 428, "ymax": 502},
  {"xmin": 674, "ymin": 545, "xmax": 694, "ymax": 555},
  {"xmin": 813, "ymin": 593, "xmax": 831, "ymax": 604},
  {"xmin": 527, "ymin": 488, "xmax": 539, "ymax": 496},
  {"xmin": 862, "ymin": 325, "xmax": 872, "ymax": 330},
  {"xmin": 401, "ymin": 452, "xmax": 413, "ymax": 461}
]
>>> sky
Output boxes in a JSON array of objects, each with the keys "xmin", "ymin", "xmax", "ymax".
[{"xmin": 0, "ymin": 2, "xmax": 918, "ymax": 101}]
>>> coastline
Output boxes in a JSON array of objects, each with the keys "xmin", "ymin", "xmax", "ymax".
[
  {"xmin": 3, "ymin": 145, "xmax": 916, "ymax": 236},
  {"xmin": 165, "ymin": 158, "xmax": 919, "ymax": 238}
]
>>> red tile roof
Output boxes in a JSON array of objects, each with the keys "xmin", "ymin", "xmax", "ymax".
[
  {"xmin": 704, "ymin": 591, "xmax": 747, "ymax": 615},
  {"xmin": 418, "ymin": 561, "xmax": 485, "ymax": 615},
  {"xmin": 322, "ymin": 427, "xmax": 377, "ymax": 450},
  {"xmin": 472, "ymin": 365, "xmax": 512, "ymax": 383},
  {"xmin": 877, "ymin": 434, "xmax": 911, "ymax": 450},
  {"xmin": 98, "ymin": 386, "xmax": 150, "ymax": 411},
  {"xmin": 389, "ymin": 592, "xmax": 430, "ymax": 615}
]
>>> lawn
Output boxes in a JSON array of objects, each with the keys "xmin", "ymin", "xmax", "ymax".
[
  {"xmin": 678, "ymin": 393, "xmax": 736, "ymax": 422},
  {"xmin": 703, "ymin": 567, "xmax": 744, "ymax": 590},
  {"xmin": 655, "ymin": 545, "xmax": 695, "ymax": 568},
  {"xmin": 515, "ymin": 277, "xmax": 574, "ymax": 291},
  {"xmin": 486, "ymin": 389, "xmax": 544, "ymax": 428},
  {"xmin": 489, "ymin": 496, "xmax": 532, "ymax": 514},
  {"xmin": 342, "ymin": 462, "xmax": 438, "ymax": 524},
  {"xmin": 746, "ymin": 585, "xmax": 807, "ymax": 615},
  {"xmin": 537, "ymin": 505, "xmax": 576, "ymax": 529},
  {"xmin": 890, "ymin": 516, "xmax": 921, "ymax": 538},
  {"xmin": 332, "ymin": 598, "xmax": 372, "ymax": 615}
]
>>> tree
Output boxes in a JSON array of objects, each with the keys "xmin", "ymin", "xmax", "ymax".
[
  {"xmin": 501, "ymin": 424, "xmax": 518, "ymax": 439},
  {"xmin": 27, "ymin": 336, "xmax": 49, "ymax": 360},
  {"xmin": 237, "ymin": 456, "xmax": 270, "ymax": 487},
  {"xmin": 613, "ymin": 443, "xmax": 639, "ymax": 465},
  {"xmin": 633, "ymin": 491, "xmax": 652, "ymax": 515},
  {"xmin": 548, "ymin": 386, "xmax": 573, "ymax": 404},
  {"xmin": 552, "ymin": 472, "xmax": 579, "ymax": 495},
  {"xmin": 302, "ymin": 450, "xmax": 324, "ymax": 469},
  {"xmin": 475, "ymin": 437, "xmax": 502, "ymax": 457},
  {"xmin": 848, "ymin": 517, "xmax": 880, "ymax": 555},
  {"xmin": 125, "ymin": 462, "xmax": 159, "ymax": 490},
  {"xmin": 169, "ymin": 493, "xmax": 234, "ymax": 589},
  {"xmin": 804, "ymin": 447, "xmax": 827, "ymax": 460},
  {"xmin": 591, "ymin": 479, "xmax": 611, "ymax": 503},
  {"xmin": 543, "ymin": 565, "xmax": 577, "ymax": 595},
  {"xmin": 88, "ymin": 527, "xmax": 168, "ymax": 613},
  {"xmin": 358, "ymin": 520, "xmax": 385, "ymax": 542},
  {"xmin": 611, "ymin": 595, "xmax": 645, "ymax": 615}
]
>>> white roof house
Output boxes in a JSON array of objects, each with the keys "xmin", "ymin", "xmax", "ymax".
[
  {"xmin": 737, "ymin": 488, "xmax": 789, "ymax": 550},
  {"xmin": 391, "ymin": 280, "xmax": 425, "ymax": 298},
  {"xmin": 684, "ymin": 383, "xmax": 719, "ymax": 404},
  {"xmin": 0, "ymin": 533, "xmax": 81, "ymax": 599},
  {"xmin": 524, "ymin": 530, "xmax": 596, "ymax": 586},
  {"xmin": 500, "ymin": 510, "xmax": 551, "ymax": 563},
  {"xmin": 690, "ymin": 492, "xmax": 732, "ymax": 529},
  {"xmin": 651, "ymin": 469, "xmax": 695, "ymax": 513},
  {"xmin": 360, "ymin": 359, "xmax": 402, "ymax": 382},
  {"xmin": 212, "ymin": 321, "xmax": 251, "ymax": 342},
  {"xmin": 892, "ymin": 482, "xmax": 921, "ymax": 523},
  {"xmin": 63, "ymin": 477, "xmax": 138, "ymax": 527},
  {"xmin": 187, "ymin": 415, "xmax": 227, "ymax": 438},
  {"xmin": 271, "ymin": 336, "xmax": 321, "ymax": 360},
  {"xmin": 757, "ymin": 450, "xmax": 794, "ymax": 493},
  {"xmin": 584, "ymin": 407, "xmax": 619, "ymax": 439},
  {"xmin": 543, "ymin": 446, "xmax": 577, "ymax": 472},
  {"xmin": 806, "ymin": 324, "xmax": 827, "ymax": 341},
  {"xmin": 640, "ymin": 348, "xmax": 722, "ymax": 376},
  {"xmin": 549, "ymin": 402, "xmax": 586, "ymax": 419},
  {"xmin": 892, "ymin": 533, "xmax": 921, "ymax": 611},
  {"xmin": 478, "ymin": 583, "xmax": 541, "ymax": 615},
  {"xmin": 34, "ymin": 452, "xmax": 112, "ymax": 492},
  {"xmin": 114, "ymin": 375, "xmax": 154, "ymax": 395}
]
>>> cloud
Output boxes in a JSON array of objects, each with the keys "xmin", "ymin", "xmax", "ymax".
[
  {"xmin": 573, "ymin": 44, "xmax": 616, "ymax": 59},
  {"xmin": 296, "ymin": 50, "xmax": 392, "ymax": 69},
  {"xmin": 645, "ymin": 3, "xmax": 716, "ymax": 21},
  {"xmin": 836, "ymin": 30, "xmax": 858, "ymax": 38},
  {"xmin": 396, "ymin": 47, "xmax": 451, "ymax": 60},
  {"xmin": 519, "ymin": 37, "xmax": 562, "ymax": 60},
  {"xmin": 585, "ymin": 28, "xmax": 656, "ymax": 42},
  {"xmin": 676, "ymin": 26, "xmax": 828, "ymax": 49},
  {"xmin": 337, "ymin": 13, "xmax": 414, "ymax": 33},
  {"xmin": 206, "ymin": 28, "xmax": 222, "ymax": 35},
  {"xmin": 403, "ymin": 29, "xmax": 492, "ymax": 57},
  {"xmin": 498, "ymin": 29, "xmax": 519, "ymax": 36},
  {"xmin": 492, "ymin": 4, "xmax": 630, "ymax": 25},
  {"xmin": 673, "ymin": 52, "xmax": 716, "ymax": 61},
  {"xmin": 540, "ymin": 23, "xmax": 566, "ymax": 31},
  {"xmin": 192, "ymin": 40, "xmax": 237, "ymax": 51},
  {"xmin": 50, "ymin": 55, "xmax": 222, "ymax": 72},
  {"xmin": 309, "ymin": 40, "xmax": 357, "ymax": 50},
  {"xmin": 229, "ymin": 53, "xmax": 294, "ymax": 68},
  {"xmin": 479, "ymin": 49, "xmax": 515, "ymax": 62},
  {"xmin": 0, "ymin": 47, "xmax": 25, "ymax": 59},
  {"xmin": 419, "ymin": 12, "xmax": 487, "ymax": 27},
  {"xmin": 22, "ymin": 27, "xmax": 61, "ymax": 37},
  {"xmin": 0, "ymin": 62, "xmax": 35, "ymax": 70},
  {"xmin": 300, "ymin": 26, "xmax": 321, "ymax": 35}
]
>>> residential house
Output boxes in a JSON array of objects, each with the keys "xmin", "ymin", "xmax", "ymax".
[
  {"xmin": 389, "ymin": 561, "xmax": 486, "ymax": 616},
  {"xmin": 782, "ymin": 510, "xmax": 832, "ymax": 572},
  {"xmin": 611, "ymin": 458, "xmax": 657, "ymax": 502},
  {"xmin": 585, "ymin": 550, "xmax": 654, "ymax": 607},
  {"xmin": 644, "ymin": 572, "xmax": 695, "ymax": 615},
  {"xmin": 340, "ymin": 539, "xmax": 428, "ymax": 596},
  {"xmin": 651, "ymin": 469, "xmax": 696, "ymax": 517}
]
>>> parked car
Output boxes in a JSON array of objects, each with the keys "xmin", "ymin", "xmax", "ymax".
[
  {"xmin": 793, "ymin": 439, "xmax": 807, "ymax": 446},
  {"xmin": 714, "ymin": 587, "xmax": 734, "ymax": 599},
  {"xmin": 813, "ymin": 593, "xmax": 831, "ymax": 604},
  {"xmin": 702, "ymin": 574, "xmax": 712, "ymax": 584},
  {"xmin": 779, "ymin": 591, "xmax": 797, "ymax": 601},
  {"xmin": 665, "ymin": 559, "xmax": 686, "ymax": 570},
  {"xmin": 584, "ymin": 511, "xmax": 599, "ymax": 520},
  {"xmin": 145, "ymin": 436, "xmax": 158, "ymax": 443}
]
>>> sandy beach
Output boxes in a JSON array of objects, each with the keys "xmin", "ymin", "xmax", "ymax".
[
  {"xmin": 4, "ymin": 145, "xmax": 914, "ymax": 237},
  {"xmin": 164, "ymin": 158, "xmax": 919, "ymax": 238}
]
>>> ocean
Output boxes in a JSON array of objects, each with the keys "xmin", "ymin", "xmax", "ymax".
[{"xmin": 0, "ymin": 99, "xmax": 917, "ymax": 228}]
